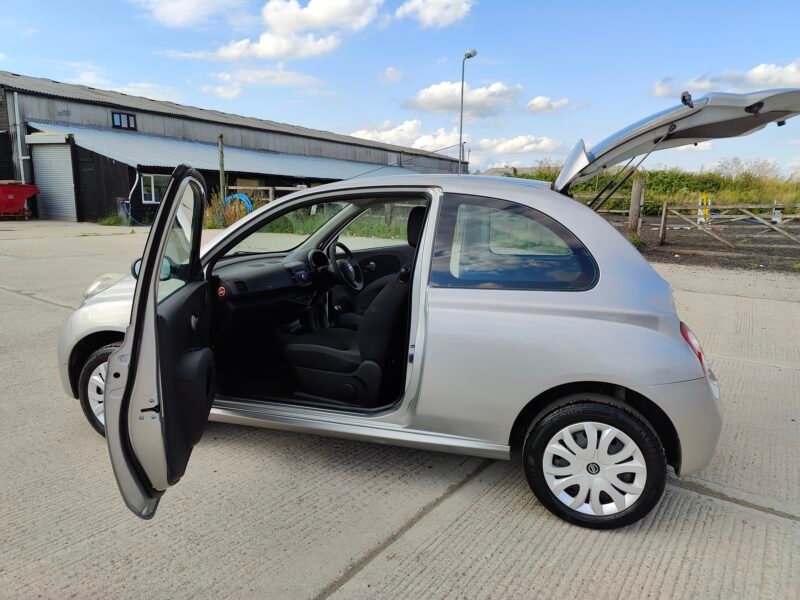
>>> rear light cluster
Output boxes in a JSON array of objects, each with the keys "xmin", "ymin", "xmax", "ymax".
[{"xmin": 680, "ymin": 321, "xmax": 707, "ymax": 374}]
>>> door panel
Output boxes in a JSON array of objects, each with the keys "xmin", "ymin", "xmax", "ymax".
[
  {"xmin": 104, "ymin": 164, "xmax": 213, "ymax": 518},
  {"xmin": 351, "ymin": 246, "xmax": 412, "ymax": 285},
  {"xmin": 156, "ymin": 280, "xmax": 215, "ymax": 485}
]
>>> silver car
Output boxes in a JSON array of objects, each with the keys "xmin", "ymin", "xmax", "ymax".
[{"xmin": 59, "ymin": 89, "xmax": 800, "ymax": 528}]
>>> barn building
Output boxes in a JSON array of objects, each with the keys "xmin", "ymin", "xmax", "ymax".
[{"xmin": 0, "ymin": 71, "xmax": 461, "ymax": 222}]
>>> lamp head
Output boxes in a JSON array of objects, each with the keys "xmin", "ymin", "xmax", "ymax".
[{"xmin": 464, "ymin": 48, "xmax": 477, "ymax": 59}]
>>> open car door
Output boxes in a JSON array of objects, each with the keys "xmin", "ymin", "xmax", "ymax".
[
  {"xmin": 105, "ymin": 165, "xmax": 215, "ymax": 518},
  {"xmin": 554, "ymin": 88, "xmax": 800, "ymax": 193}
]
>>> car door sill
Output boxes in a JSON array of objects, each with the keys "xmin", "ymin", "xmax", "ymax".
[{"xmin": 210, "ymin": 396, "xmax": 510, "ymax": 460}]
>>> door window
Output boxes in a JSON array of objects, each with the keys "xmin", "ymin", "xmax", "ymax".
[
  {"xmin": 431, "ymin": 194, "xmax": 598, "ymax": 291},
  {"xmin": 338, "ymin": 201, "xmax": 426, "ymax": 250},
  {"xmin": 156, "ymin": 179, "xmax": 201, "ymax": 302}
]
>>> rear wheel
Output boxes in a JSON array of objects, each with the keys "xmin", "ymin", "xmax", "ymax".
[
  {"xmin": 78, "ymin": 343, "xmax": 120, "ymax": 437},
  {"xmin": 523, "ymin": 396, "xmax": 666, "ymax": 529}
]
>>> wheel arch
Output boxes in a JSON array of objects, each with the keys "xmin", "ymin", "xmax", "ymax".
[
  {"xmin": 508, "ymin": 381, "xmax": 682, "ymax": 474},
  {"xmin": 68, "ymin": 330, "xmax": 126, "ymax": 397}
]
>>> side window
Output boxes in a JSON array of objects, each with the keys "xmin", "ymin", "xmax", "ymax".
[
  {"xmin": 338, "ymin": 201, "xmax": 426, "ymax": 250},
  {"xmin": 431, "ymin": 194, "xmax": 598, "ymax": 291},
  {"xmin": 156, "ymin": 179, "xmax": 202, "ymax": 302}
]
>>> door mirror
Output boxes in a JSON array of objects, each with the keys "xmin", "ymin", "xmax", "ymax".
[{"xmin": 131, "ymin": 257, "xmax": 171, "ymax": 281}]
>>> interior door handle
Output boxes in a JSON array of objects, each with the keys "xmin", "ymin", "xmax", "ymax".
[
  {"xmin": 364, "ymin": 261, "xmax": 376, "ymax": 272},
  {"xmin": 190, "ymin": 314, "xmax": 199, "ymax": 331}
]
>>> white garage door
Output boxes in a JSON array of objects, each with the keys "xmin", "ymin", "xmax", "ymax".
[{"xmin": 31, "ymin": 144, "xmax": 77, "ymax": 221}]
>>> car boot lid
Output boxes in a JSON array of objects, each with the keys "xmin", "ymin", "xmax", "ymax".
[{"xmin": 554, "ymin": 88, "xmax": 800, "ymax": 192}]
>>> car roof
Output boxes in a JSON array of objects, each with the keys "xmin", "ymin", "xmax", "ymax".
[{"xmin": 313, "ymin": 174, "xmax": 553, "ymax": 194}]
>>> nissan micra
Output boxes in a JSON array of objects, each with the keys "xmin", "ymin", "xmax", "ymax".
[{"xmin": 59, "ymin": 89, "xmax": 800, "ymax": 528}]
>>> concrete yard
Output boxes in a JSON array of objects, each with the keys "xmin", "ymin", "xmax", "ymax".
[{"xmin": 0, "ymin": 221, "xmax": 798, "ymax": 599}]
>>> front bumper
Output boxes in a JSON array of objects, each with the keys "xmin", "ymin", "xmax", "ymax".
[{"xmin": 634, "ymin": 371, "xmax": 721, "ymax": 476}]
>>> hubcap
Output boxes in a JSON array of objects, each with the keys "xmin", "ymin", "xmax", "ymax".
[
  {"xmin": 542, "ymin": 421, "xmax": 647, "ymax": 516},
  {"xmin": 87, "ymin": 362, "xmax": 108, "ymax": 426}
]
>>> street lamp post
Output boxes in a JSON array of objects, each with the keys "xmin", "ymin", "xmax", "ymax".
[{"xmin": 459, "ymin": 48, "xmax": 477, "ymax": 175}]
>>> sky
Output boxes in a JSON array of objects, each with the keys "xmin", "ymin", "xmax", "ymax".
[{"xmin": 1, "ymin": 0, "xmax": 799, "ymax": 174}]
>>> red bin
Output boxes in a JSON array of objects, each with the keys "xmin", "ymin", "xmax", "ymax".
[{"xmin": 0, "ymin": 183, "xmax": 38, "ymax": 218}]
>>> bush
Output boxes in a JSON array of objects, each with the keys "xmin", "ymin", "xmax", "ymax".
[{"xmin": 98, "ymin": 214, "xmax": 127, "ymax": 226}]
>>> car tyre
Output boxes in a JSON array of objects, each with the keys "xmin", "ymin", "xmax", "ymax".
[
  {"xmin": 78, "ymin": 343, "xmax": 120, "ymax": 437},
  {"xmin": 523, "ymin": 395, "xmax": 666, "ymax": 529}
]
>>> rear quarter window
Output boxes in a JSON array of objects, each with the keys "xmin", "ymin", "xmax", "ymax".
[{"xmin": 431, "ymin": 194, "xmax": 598, "ymax": 291}]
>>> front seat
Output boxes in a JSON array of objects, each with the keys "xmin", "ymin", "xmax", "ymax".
[
  {"xmin": 283, "ymin": 267, "xmax": 412, "ymax": 407},
  {"xmin": 336, "ymin": 205, "xmax": 426, "ymax": 331}
]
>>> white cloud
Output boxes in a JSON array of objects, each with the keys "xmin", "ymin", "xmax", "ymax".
[
  {"xmin": 261, "ymin": 0, "xmax": 382, "ymax": 32},
  {"xmin": 791, "ymin": 139, "xmax": 800, "ymax": 145},
  {"xmin": 676, "ymin": 141, "xmax": 714, "ymax": 152},
  {"xmin": 788, "ymin": 156, "xmax": 800, "ymax": 172},
  {"xmin": 379, "ymin": 66, "xmax": 403, "ymax": 83},
  {"xmin": 478, "ymin": 135, "xmax": 561, "ymax": 154},
  {"xmin": 651, "ymin": 76, "xmax": 715, "ymax": 98},
  {"xmin": 526, "ymin": 96, "xmax": 570, "ymax": 113},
  {"xmin": 131, "ymin": 0, "xmax": 237, "ymax": 28},
  {"xmin": 216, "ymin": 32, "xmax": 340, "ymax": 60},
  {"xmin": 350, "ymin": 119, "xmax": 461, "ymax": 152},
  {"xmin": 652, "ymin": 58, "xmax": 800, "ymax": 97},
  {"xmin": 201, "ymin": 66, "xmax": 319, "ymax": 99},
  {"xmin": 0, "ymin": 53, "xmax": 7, "ymax": 61},
  {"xmin": 405, "ymin": 80, "xmax": 523, "ymax": 119},
  {"xmin": 395, "ymin": 0, "xmax": 474, "ymax": 28},
  {"xmin": 214, "ymin": 0, "xmax": 382, "ymax": 60},
  {"xmin": 61, "ymin": 62, "xmax": 179, "ymax": 102}
]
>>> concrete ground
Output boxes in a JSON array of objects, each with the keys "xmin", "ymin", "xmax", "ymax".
[{"xmin": 0, "ymin": 221, "xmax": 798, "ymax": 599}]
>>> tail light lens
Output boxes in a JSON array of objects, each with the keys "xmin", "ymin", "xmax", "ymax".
[{"xmin": 680, "ymin": 321, "xmax": 707, "ymax": 374}]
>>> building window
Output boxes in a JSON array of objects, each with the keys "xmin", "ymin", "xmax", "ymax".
[
  {"xmin": 141, "ymin": 173, "xmax": 171, "ymax": 204},
  {"xmin": 112, "ymin": 111, "xmax": 137, "ymax": 130},
  {"xmin": 430, "ymin": 194, "xmax": 598, "ymax": 291}
]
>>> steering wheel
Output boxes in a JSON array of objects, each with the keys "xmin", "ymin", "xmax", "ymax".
[{"xmin": 327, "ymin": 241, "xmax": 364, "ymax": 291}]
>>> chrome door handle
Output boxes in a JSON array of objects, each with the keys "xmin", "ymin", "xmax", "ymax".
[{"xmin": 364, "ymin": 261, "xmax": 376, "ymax": 272}]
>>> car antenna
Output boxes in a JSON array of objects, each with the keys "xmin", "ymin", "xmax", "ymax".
[{"xmin": 681, "ymin": 91, "xmax": 694, "ymax": 109}]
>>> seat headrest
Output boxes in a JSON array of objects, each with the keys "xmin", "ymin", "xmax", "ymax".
[{"xmin": 407, "ymin": 206, "xmax": 426, "ymax": 248}]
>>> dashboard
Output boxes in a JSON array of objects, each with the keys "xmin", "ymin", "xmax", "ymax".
[{"xmin": 214, "ymin": 249, "xmax": 328, "ymax": 298}]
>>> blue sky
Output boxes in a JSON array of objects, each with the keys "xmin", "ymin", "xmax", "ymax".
[{"xmin": 1, "ymin": 0, "xmax": 799, "ymax": 173}]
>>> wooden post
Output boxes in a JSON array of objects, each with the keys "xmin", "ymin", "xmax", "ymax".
[
  {"xmin": 218, "ymin": 134, "xmax": 226, "ymax": 200},
  {"xmin": 658, "ymin": 201, "xmax": 668, "ymax": 245},
  {"xmin": 628, "ymin": 178, "xmax": 643, "ymax": 234}
]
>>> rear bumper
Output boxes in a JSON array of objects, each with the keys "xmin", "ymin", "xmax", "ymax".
[{"xmin": 634, "ymin": 370, "xmax": 721, "ymax": 476}]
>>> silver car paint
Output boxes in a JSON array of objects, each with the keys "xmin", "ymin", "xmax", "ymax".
[
  {"xmin": 555, "ymin": 88, "xmax": 800, "ymax": 191},
  {"xmin": 59, "ymin": 175, "xmax": 722, "ymax": 476}
]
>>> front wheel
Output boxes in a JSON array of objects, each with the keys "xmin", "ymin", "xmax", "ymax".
[
  {"xmin": 523, "ymin": 396, "xmax": 666, "ymax": 529},
  {"xmin": 77, "ymin": 343, "xmax": 120, "ymax": 437}
]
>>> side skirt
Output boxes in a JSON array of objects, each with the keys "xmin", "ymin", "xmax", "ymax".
[{"xmin": 208, "ymin": 399, "xmax": 510, "ymax": 460}]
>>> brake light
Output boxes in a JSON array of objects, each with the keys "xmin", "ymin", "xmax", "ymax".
[{"xmin": 680, "ymin": 321, "xmax": 706, "ymax": 373}]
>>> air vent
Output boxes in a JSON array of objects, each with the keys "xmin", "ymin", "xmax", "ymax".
[{"xmin": 233, "ymin": 280, "xmax": 248, "ymax": 293}]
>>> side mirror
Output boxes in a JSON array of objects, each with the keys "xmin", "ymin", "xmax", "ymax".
[
  {"xmin": 131, "ymin": 257, "xmax": 171, "ymax": 281},
  {"xmin": 131, "ymin": 258, "xmax": 141, "ymax": 279}
]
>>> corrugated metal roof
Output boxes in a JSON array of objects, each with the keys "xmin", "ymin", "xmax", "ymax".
[
  {"xmin": 1, "ymin": 70, "xmax": 453, "ymax": 161},
  {"xmin": 28, "ymin": 122, "xmax": 414, "ymax": 180}
]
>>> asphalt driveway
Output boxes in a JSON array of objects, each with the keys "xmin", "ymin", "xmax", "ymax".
[{"xmin": 0, "ymin": 221, "xmax": 797, "ymax": 599}]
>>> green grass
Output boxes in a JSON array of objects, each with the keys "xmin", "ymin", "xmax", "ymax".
[
  {"xmin": 98, "ymin": 214, "xmax": 127, "ymax": 226},
  {"xmin": 792, "ymin": 263, "xmax": 800, "ymax": 272},
  {"xmin": 626, "ymin": 233, "xmax": 644, "ymax": 250}
]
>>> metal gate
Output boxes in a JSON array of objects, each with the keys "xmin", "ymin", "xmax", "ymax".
[{"xmin": 31, "ymin": 144, "xmax": 77, "ymax": 221}]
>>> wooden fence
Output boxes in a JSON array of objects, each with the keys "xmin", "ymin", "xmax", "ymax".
[{"xmin": 656, "ymin": 203, "xmax": 800, "ymax": 249}]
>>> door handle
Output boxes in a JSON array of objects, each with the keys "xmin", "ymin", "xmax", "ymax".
[
  {"xmin": 364, "ymin": 261, "xmax": 376, "ymax": 272},
  {"xmin": 190, "ymin": 314, "xmax": 199, "ymax": 331}
]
